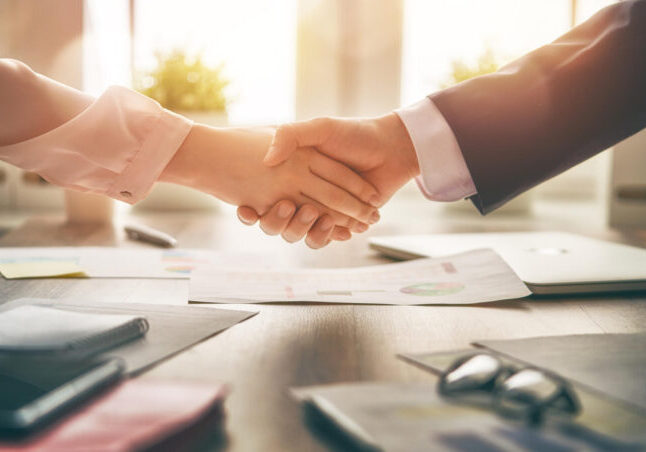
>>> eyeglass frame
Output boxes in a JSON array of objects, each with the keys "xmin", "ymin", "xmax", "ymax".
[{"xmin": 437, "ymin": 352, "xmax": 581, "ymax": 426}]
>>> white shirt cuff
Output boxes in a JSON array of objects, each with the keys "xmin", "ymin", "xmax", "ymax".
[{"xmin": 395, "ymin": 97, "xmax": 477, "ymax": 201}]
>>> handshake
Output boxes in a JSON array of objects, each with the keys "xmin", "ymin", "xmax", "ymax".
[{"xmin": 162, "ymin": 112, "xmax": 420, "ymax": 249}]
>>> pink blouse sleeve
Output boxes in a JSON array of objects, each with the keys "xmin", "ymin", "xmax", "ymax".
[{"xmin": 0, "ymin": 69, "xmax": 193, "ymax": 204}]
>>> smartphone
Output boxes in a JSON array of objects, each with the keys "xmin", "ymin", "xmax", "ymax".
[{"xmin": 0, "ymin": 354, "xmax": 125, "ymax": 437}]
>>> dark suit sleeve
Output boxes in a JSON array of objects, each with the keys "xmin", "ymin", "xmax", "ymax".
[{"xmin": 430, "ymin": 0, "xmax": 646, "ymax": 214}]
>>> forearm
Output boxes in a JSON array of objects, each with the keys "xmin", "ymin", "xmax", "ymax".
[
  {"xmin": 0, "ymin": 60, "xmax": 192, "ymax": 203},
  {"xmin": 160, "ymin": 125, "xmax": 271, "ymax": 206},
  {"xmin": 0, "ymin": 59, "xmax": 94, "ymax": 146},
  {"xmin": 374, "ymin": 112, "xmax": 420, "ymax": 180}
]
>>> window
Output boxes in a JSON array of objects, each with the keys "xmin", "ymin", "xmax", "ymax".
[
  {"xmin": 402, "ymin": 0, "xmax": 616, "ymax": 105},
  {"xmin": 133, "ymin": 0, "xmax": 297, "ymax": 125},
  {"xmin": 401, "ymin": 1, "xmax": 570, "ymax": 105}
]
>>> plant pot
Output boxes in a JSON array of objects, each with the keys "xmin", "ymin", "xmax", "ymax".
[{"xmin": 134, "ymin": 110, "xmax": 228, "ymax": 212}]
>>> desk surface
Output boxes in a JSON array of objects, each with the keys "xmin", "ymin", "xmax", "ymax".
[{"xmin": 2, "ymin": 201, "xmax": 646, "ymax": 452}]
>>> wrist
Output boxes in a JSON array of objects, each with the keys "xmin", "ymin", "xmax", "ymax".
[
  {"xmin": 160, "ymin": 124, "xmax": 228, "ymax": 197},
  {"xmin": 375, "ymin": 112, "xmax": 420, "ymax": 179}
]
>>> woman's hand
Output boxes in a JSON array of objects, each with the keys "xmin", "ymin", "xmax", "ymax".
[{"xmin": 237, "ymin": 201, "xmax": 353, "ymax": 248}]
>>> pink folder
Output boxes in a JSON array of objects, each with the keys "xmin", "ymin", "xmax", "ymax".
[{"xmin": 0, "ymin": 379, "xmax": 229, "ymax": 452}]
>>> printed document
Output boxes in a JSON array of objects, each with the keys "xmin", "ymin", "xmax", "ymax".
[{"xmin": 189, "ymin": 249, "xmax": 530, "ymax": 305}]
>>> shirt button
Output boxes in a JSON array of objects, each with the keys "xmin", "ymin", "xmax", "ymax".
[{"xmin": 120, "ymin": 190, "xmax": 132, "ymax": 198}]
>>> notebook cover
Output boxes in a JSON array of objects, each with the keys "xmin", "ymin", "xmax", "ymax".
[{"xmin": 0, "ymin": 305, "xmax": 148, "ymax": 355}]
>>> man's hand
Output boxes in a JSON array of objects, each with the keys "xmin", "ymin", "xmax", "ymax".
[
  {"xmin": 265, "ymin": 113, "xmax": 419, "ymax": 204},
  {"xmin": 237, "ymin": 113, "xmax": 420, "ymax": 248}
]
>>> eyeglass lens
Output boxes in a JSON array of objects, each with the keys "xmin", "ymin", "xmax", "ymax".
[
  {"xmin": 440, "ymin": 354, "xmax": 503, "ymax": 394},
  {"xmin": 439, "ymin": 354, "xmax": 580, "ymax": 426}
]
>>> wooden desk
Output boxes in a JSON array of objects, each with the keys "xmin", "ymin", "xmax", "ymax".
[{"xmin": 2, "ymin": 201, "xmax": 646, "ymax": 452}]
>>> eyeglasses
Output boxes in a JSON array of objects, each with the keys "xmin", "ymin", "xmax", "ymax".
[{"xmin": 438, "ymin": 353, "xmax": 580, "ymax": 426}]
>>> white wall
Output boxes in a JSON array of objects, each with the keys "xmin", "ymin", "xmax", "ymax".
[
  {"xmin": 295, "ymin": 0, "xmax": 403, "ymax": 119},
  {"xmin": 0, "ymin": 0, "xmax": 84, "ymax": 211}
]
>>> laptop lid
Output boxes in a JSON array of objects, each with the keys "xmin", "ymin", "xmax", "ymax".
[{"xmin": 369, "ymin": 232, "xmax": 646, "ymax": 294}]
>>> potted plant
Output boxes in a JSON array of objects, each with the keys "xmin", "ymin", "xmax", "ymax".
[
  {"xmin": 135, "ymin": 51, "xmax": 230, "ymax": 210},
  {"xmin": 138, "ymin": 51, "xmax": 229, "ymax": 125},
  {"xmin": 441, "ymin": 48, "xmax": 499, "ymax": 89}
]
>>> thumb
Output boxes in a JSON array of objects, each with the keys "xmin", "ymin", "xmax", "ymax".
[
  {"xmin": 264, "ymin": 124, "xmax": 297, "ymax": 166},
  {"xmin": 263, "ymin": 118, "xmax": 332, "ymax": 167}
]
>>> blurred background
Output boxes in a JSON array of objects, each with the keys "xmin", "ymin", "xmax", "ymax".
[{"xmin": 1, "ymin": 0, "xmax": 644, "ymax": 228}]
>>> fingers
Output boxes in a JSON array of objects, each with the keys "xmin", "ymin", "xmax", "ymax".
[
  {"xmin": 239, "ymin": 198, "xmax": 364, "ymax": 247},
  {"xmin": 237, "ymin": 206, "xmax": 260, "ymax": 226},
  {"xmin": 304, "ymin": 217, "xmax": 352, "ymax": 249},
  {"xmin": 303, "ymin": 215, "xmax": 337, "ymax": 249},
  {"xmin": 281, "ymin": 204, "xmax": 320, "ymax": 243},
  {"xmin": 331, "ymin": 226, "xmax": 352, "ymax": 241},
  {"xmin": 296, "ymin": 193, "xmax": 371, "ymax": 233},
  {"xmin": 309, "ymin": 152, "xmax": 382, "ymax": 207},
  {"xmin": 256, "ymin": 200, "xmax": 296, "ymax": 236},
  {"xmin": 264, "ymin": 118, "xmax": 333, "ymax": 167},
  {"xmin": 303, "ymin": 176, "xmax": 380, "ymax": 226}
]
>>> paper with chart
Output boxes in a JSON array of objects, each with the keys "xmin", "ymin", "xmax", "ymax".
[
  {"xmin": 189, "ymin": 249, "xmax": 531, "ymax": 305},
  {"xmin": 0, "ymin": 247, "xmax": 273, "ymax": 279}
]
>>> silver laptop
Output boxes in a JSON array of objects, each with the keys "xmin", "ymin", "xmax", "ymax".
[{"xmin": 369, "ymin": 231, "xmax": 646, "ymax": 295}]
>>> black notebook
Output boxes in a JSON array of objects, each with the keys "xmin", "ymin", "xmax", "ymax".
[{"xmin": 0, "ymin": 305, "xmax": 149, "ymax": 356}]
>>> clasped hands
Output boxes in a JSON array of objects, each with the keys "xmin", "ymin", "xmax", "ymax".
[
  {"xmin": 161, "ymin": 112, "xmax": 418, "ymax": 249},
  {"xmin": 236, "ymin": 113, "xmax": 419, "ymax": 248}
]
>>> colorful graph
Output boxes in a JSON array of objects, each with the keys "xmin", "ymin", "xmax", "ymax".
[
  {"xmin": 162, "ymin": 251, "xmax": 210, "ymax": 274},
  {"xmin": 164, "ymin": 265, "xmax": 195, "ymax": 274},
  {"xmin": 400, "ymin": 282, "xmax": 465, "ymax": 296},
  {"xmin": 162, "ymin": 251, "xmax": 210, "ymax": 264}
]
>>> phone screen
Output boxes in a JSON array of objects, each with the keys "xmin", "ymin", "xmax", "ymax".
[{"xmin": 0, "ymin": 354, "xmax": 119, "ymax": 414}]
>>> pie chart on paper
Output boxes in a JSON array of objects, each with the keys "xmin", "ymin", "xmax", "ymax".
[{"xmin": 400, "ymin": 282, "xmax": 465, "ymax": 296}]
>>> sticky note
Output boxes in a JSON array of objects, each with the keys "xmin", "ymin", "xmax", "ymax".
[{"xmin": 0, "ymin": 261, "xmax": 88, "ymax": 279}]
